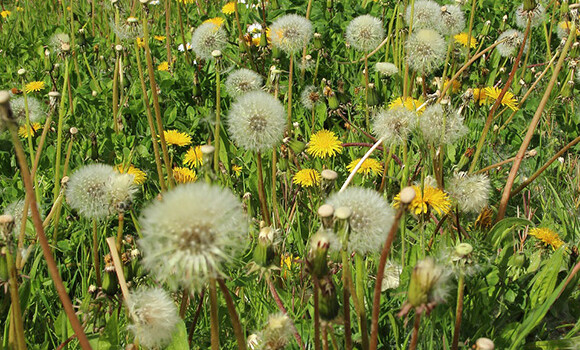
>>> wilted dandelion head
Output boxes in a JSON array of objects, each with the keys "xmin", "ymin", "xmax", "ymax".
[
  {"xmin": 372, "ymin": 106, "xmax": 417, "ymax": 146},
  {"xmin": 419, "ymin": 103, "xmax": 467, "ymax": 146},
  {"xmin": 407, "ymin": 257, "xmax": 450, "ymax": 310},
  {"xmin": 227, "ymin": 91, "xmax": 285, "ymax": 152},
  {"xmin": 2, "ymin": 199, "xmax": 29, "ymax": 238},
  {"xmin": 300, "ymin": 85, "xmax": 324, "ymax": 110},
  {"xmin": 270, "ymin": 14, "xmax": 313, "ymax": 54},
  {"xmin": 346, "ymin": 15, "xmax": 385, "ymax": 52},
  {"xmin": 496, "ymin": 29, "xmax": 528, "ymax": 57},
  {"xmin": 49, "ymin": 33, "xmax": 71, "ymax": 52},
  {"xmin": 515, "ymin": 3, "xmax": 546, "ymax": 29},
  {"xmin": 9, "ymin": 96, "xmax": 46, "ymax": 124},
  {"xmin": 326, "ymin": 187, "xmax": 394, "ymax": 254},
  {"xmin": 375, "ymin": 62, "xmax": 399, "ymax": 76},
  {"xmin": 258, "ymin": 313, "xmax": 294, "ymax": 350},
  {"xmin": 405, "ymin": 29, "xmax": 446, "ymax": 74},
  {"xmin": 437, "ymin": 5, "xmax": 465, "ymax": 36},
  {"xmin": 405, "ymin": 0, "xmax": 440, "ymax": 31},
  {"xmin": 127, "ymin": 287, "xmax": 180, "ymax": 349},
  {"xmin": 446, "ymin": 172, "xmax": 490, "ymax": 213},
  {"xmin": 138, "ymin": 182, "xmax": 248, "ymax": 291},
  {"xmin": 66, "ymin": 164, "xmax": 117, "ymax": 220},
  {"xmin": 309, "ymin": 228, "xmax": 341, "ymax": 253},
  {"xmin": 225, "ymin": 69, "xmax": 264, "ymax": 98},
  {"xmin": 191, "ymin": 22, "xmax": 227, "ymax": 60}
]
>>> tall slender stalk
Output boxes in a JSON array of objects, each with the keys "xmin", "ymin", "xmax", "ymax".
[
  {"xmin": 364, "ymin": 55, "xmax": 370, "ymax": 127},
  {"xmin": 465, "ymin": 0, "xmax": 477, "ymax": 62},
  {"xmin": 256, "ymin": 152, "xmax": 271, "ymax": 226},
  {"xmin": 53, "ymin": 58, "xmax": 70, "ymax": 202},
  {"xmin": 6, "ymin": 248, "xmax": 27, "ymax": 350},
  {"xmin": 451, "ymin": 273, "xmax": 465, "ymax": 350},
  {"xmin": 409, "ymin": 312, "xmax": 422, "ymax": 350},
  {"xmin": 287, "ymin": 55, "xmax": 295, "ymax": 132},
  {"xmin": 313, "ymin": 279, "xmax": 321, "ymax": 350},
  {"xmin": 164, "ymin": 0, "xmax": 172, "ymax": 67},
  {"xmin": 92, "ymin": 219, "xmax": 101, "ymax": 287},
  {"xmin": 217, "ymin": 279, "xmax": 247, "ymax": 350},
  {"xmin": 213, "ymin": 56, "xmax": 222, "ymax": 173},
  {"xmin": 209, "ymin": 278, "xmax": 220, "ymax": 350},
  {"xmin": 355, "ymin": 255, "xmax": 370, "ymax": 350}
]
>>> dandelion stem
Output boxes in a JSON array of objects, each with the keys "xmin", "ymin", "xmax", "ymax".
[
  {"xmin": 213, "ymin": 59, "xmax": 222, "ymax": 173},
  {"xmin": 313, "ymin": 278, "xmax": 321, "ymax": 350},
  {"xmin": 287, "ymin": 55, "xmax": 295, "ymax": 133},
  {"xmin": 53, "ymin": 57, "xmax": 70, "ymax": 202},
  {"xmin": 6, "ymin": 248, "xmax": 27, "ymax": 350},
  {"xmin": 176, "ymin": 2, "xmax": 191, "ymax": 65},
  {"xmin": 465, "ymin": 0, "xmax": 477, "ymax": 62},
  {"xmin": 115, "ymin": 212, "xmax": 125, "ymax": 252},
  {"xmin": 209, "ymin": 278, "xmax": 220, "ymax": 350},
  {"xmin": 342, "ymin": 267, "xmax": 353, "ymax": 350},
  {"xmin": 112, "ymin": 51, "xmax": 120, "ymax": 133},
  {"xmin": 451, "ymin": 272, "xmax": 465, "ymax": 350},
  {"xmin": 217, "ymin": 279, "xmax": 247, "ymax": 350},
  {"xmin": 105, "ymin": 237, "xmax": 130, "ymax": 303},
  {"xmin": 267, "ymin": 276, "xmax": 305, "ymax": 349},
  {"xmin": 272, "ymin": 147, "xmax": 281, "ymax": 228},
  {"xmin": 409, "ymin": 312, "xmax": 422, "ymax": 350},
  {"xmin": 256, "ymin": 151, "xmax": 271, "ymax": 226},
  {"xmin": 92, "ymin": 219, "xmax": 101, "ymax": 287},
  {"xmin": 364, "ymin": 55, "xmax": 370, "ymax": 127},
  {"xmin": 355, "ymin": 255, "xmax": 370, "ymax": 350},
  {"xmin": 164, "ymin": 0, "xmax": 172, "ymax": 67}
]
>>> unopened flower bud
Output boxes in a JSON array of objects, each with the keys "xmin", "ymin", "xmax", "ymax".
[{"xmin": 318, "ymin": 204, "xmax": 334, "ymax": 228}]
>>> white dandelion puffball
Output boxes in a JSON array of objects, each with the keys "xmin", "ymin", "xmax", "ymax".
[
  {"xmin": 405, "ymin": 0, "xmax": 440, "ymax": 31},
  {"xmin": 66, "ymin": 164, "xmax": 117, "ymax": 220},
  {"xmin": 419, "ymin": 104, "xmax": 468, "ymax": 146},
  {"xmin": 372, "ymin": 106, "xmax": 418, "ymax": 146},
  {"xmin": 375, "ymin": 62, "xmax": 399, "ymax": 76},
  {"xmin": 227, "ymin": 91, "xmax": 286, "ymax": 152},
  {"xmin": 191, "ymin": 22, "xmax": 227, "ymax": 60},
  {"xmin": 225, "ymin": 68, "xmax": 264, "ymax": 98},
  {"xmin": 406, "ymin": 29, "xmax": 447, "ymax": 74},
  {"xmin": 127, "ymin": 287, "xmax": 180, "ymax": 349},
  {"xmin": 438, "ymin": 4, "xmax": 465, "ymax": 36},
  {"xmin": 496, "ymin": 29, "xmax": 528, "ymax": 57},
  {"xmin": 326, "ymin": 187, "xmax": 395, "ymax": 255},
  {"xmin": 270, "ymin": 14, "xmax": 313, "ymax": 54},
  {"xmin": 259, "ymin": 313, "xmax": 294, "ymax": 350},
  {"xmin": 346, "ymin": 15, "xmax": 385, "ymax": 52},
  {"xmin": 10, "ymin": 96, "xmax": 46, "ymax": 124},
  {"xmin": 515, "ymin": 3, "xmax": 546, "ymax": 29},
  {"xmin": 108, "ymin": 173, "xmax": 138, "ymax": 212},
  {"xmin": 446, "ymin": 172, "xmax": 490, "ymax": 213},
  {"xmin": 300, "ymin": 85, "xmax": 324, "ymax": 110},
  {"xmin": 138, "ymin": 182, "xmax": 248, "ymax": 291}
]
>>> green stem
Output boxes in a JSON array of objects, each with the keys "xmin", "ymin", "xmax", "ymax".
[
  {"xmin": 209, "ymin": 278, "xmax": 220, "ymax": 350},
  {"xmin": 6, "ymin": 249, "xmax": 27, "ymax": 350},
  {"xmin": 213, "ymin": 60, "xmax": 221, "ymax": 173},
  {"xmin": 217, "ymin": 279, "xmax": 247, "ymax": 350},
  {"xmin": 355, "ymin": 254, "xmax": 370, "ymax": 350},
  {"xmin": 256, "ymin": 152, "xmax": 271, "ymax": 226},
  {"xmin": 53, "ymin": 58, "xmax": 70, "ymax": 202},
  {"xmin": 451, "ymin": 273, "xmax": 465, "ymax": 350},
  {"xmin": 92, "ymin": 219, "xmax": 101, "ymax": 287}
]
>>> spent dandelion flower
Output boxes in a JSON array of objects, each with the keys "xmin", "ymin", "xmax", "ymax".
[
  {"xmin": 222, "ymin": 1, "xmax": 236, "ymax": 14},
  {"xmin": 347, "ymin": 157, "xmax": 383, "ymax": 176},
  {"xmin": 300, "ymin": 85, "xmax": 324, "ymax": 110},
  {"xmin": 389, "ymin": 96, "xmax": 425, "ymax": 114},
  {"xmin": 191, "ymin": 22, "xmax": 227, "ymax": 60},
  {"xmin": 515, "ymin": 3, "xmax": 546, "ymax": 29},
  {"xmin": 446, "ymin": 172, "xmax": 490, "ymax": 213},
  {"xmin": 496, "ymin": 29, "xmax": 528, "ymax": 57},
  {"xmin": 437, "ymin": 4, "xmax": 465, "ymax": 36},
  {"xmin": 399, "ymin": 257, "xmax": 450, "ymax": 316},
  {"xmin": 270, "ymin": 14, "xmax": 313, "ymax": 54},
  {"xmin": 116, "ymin": 164, "xmax": 147, "ymax": 185},
  {"xmin": 484, "ymin": 86, "xmax": 519, "ymax": 111},
  {"xmin": 258, "ymin": 313, "xmax": 294, "ymax": 350},
  {"xmin": 66, "ymin": 164, "xmax": 117, "ymax": 220},
  {"xmin": 326, "ymin": 187, "xmax": 395, "ymax": 254},
  {"xmin": 111, "ymin": 18, "xmax": 142, "ymax": 41},
  {"xmin": 184, "ymin": 145, "xmax": 203, "ymax": 167},
  {"xmin": 442, "ymin": 79, "xmax": 461, "ymax": 93},
  {"xmin": 419, "ymin": 104, "xmax": 468, "ymax": 146},
  {"xmin": 127, "ymin": 287, "xmax": 180, "ymax": 349},
  {"xmin": 528, "ymin": 227, "xmax": 565, "ymax": 250},
  {"xmin": 18, "ymin": 122, "xmax": 42, "ymax": 138},
  {"xmin": 292, "ymin": 169, "xmax": 321, "ymax": 187},
  {"xmin": 372, "ymin": 106, "xmax": 417, "ymax": 146},
  {"xmin": 225, "ymin": 68, "xmax": 263, "ymax": 98},
  {"xmin": 346, "ymin": 15, "xmax": 385, "ymax": 52},
  {"xmin": 375, "ymin": 62, "xmax": 399, "ymax": 76},
  {"xmin": 394, "ymin": 185, "xmax": 451, "ymax": 216},
  {"xmin": 556, "ymin": 21, "xmax": 580, "ymax": 39},
  {"xmin": 306, "ymin": 129, "xmax": 343, "ymax": 158},
  {"xmin": 163, "ymin": 130, "xmax": 192, "ymax": 146},
  {"xmin": 24, "ymin": 81, "xmax": 45, "ymax": 93},
  {"xmin": 172, "ymin": 167, "xmax": 197, "ymax": 183},
  {"xmin": 108, "ymin": 173, "xmax": 138, "ymax": 213},
  {"xmin": 405, "ymin": 0, "xmax": 440, "ymax": 31},
  {"xmin": 10, "ymin": 96, "xmax": 46, "ymax": 124},
  {"xmin": 454, "ymin": 32, "xmax": 477, "ymax": 48},
  {"xmin": 406, "ymin": 29, "xmax": 447, "ymax": 74},
  {"xmin": 157, "ymin": 61, "xmax": 169, "ymax": 71},
  {"xmin": 475, "ymin": 206, "xmax": 494, "ymax": 230},
  {"xmin": 49, "ymin": 33, "xmax": 71, "ymax": 53},
  {"xmin": 227, "ymin": 91, "xmax": 285, "ymax": 152}
]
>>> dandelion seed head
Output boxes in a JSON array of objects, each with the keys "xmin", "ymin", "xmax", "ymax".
[
  {"xmin": 138, "ymin": 182, "xmax": 248, "ymax": 291},
  {"xmin": 447, "ymin": 172, "xmax": 490, "ymax": 213},
  {"xmin": 346, "ymin": 15, "xmax": 385, "ymax": 52},
  {"xmin": 408, "ymin": 257, "xmax": 450, "ymax": 307},
  {"xmin": 419, "ymin": 104, "xmax": 467, "ymax": 146},
  {"xmin": 258, "ymin": 313, "xmax": 294, "ymax": 350},
  {"xmin": 191, "ymin": 22, "xmax": 227, "ymax": 60},
  {"xmin": 2, "ymin": 199, "xmax": 30, "ymax": 238},
  {"xmin": 375, "ymin": 62, "xmax": 399, "ymax": 76},
  {"xmin": 406, "ymin": 29, "xmax": 447, "ymax": 74},
  {"xmin": 372, "ymin": 107, "xmax": 417, "ymax": 146},
  {"xmin": 496, "ymin": 29, "xmax": 528, "ymax": 57},
  {"xmin": 438, "ymin": 4, "xmax": 465, "ymax": 36},
  {"xmin": 225, "ymin": 69, "xmax": 264, "ymax": 98},
  {"xmin": 300, "ymin": 85, "xmax": 324, "ymax": 110},
  {"xmin": 515, "ymin": 3, "xmax": 546, "ymax": 29},
  {"xmin": 326, "ymin": 187, "xmax": 394, "ymax": 254},
  {"xmin": 49, "ymin": 33, "xmax": 71, "ymax": 53},
  {"xmin": 110, "ymin": 19, "xmax": 142, "ymax": 41},
  {"xmin": 66, "ymin": 164, "xmax": 117, "ymax": 220},
  {"xmin": 9, "ymin": 96, "xmax": 46, "ymax": 124},
  {"xmin": 270, "ymin": 14, "xmax": 313, "ymax": 54},
  {"xmin": 108, "ymin": 173, "xmax": 138, "ymax": 213},
  {"xmin": 405, "ymin": 0, "xmax": 440, "ymax": 31},
  {"xmin": 227, "ymin": 91, "xmax": 285, "ymax": 152}
]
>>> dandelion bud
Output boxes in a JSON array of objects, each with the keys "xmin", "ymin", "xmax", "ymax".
[
  {"xmin": 318, "ymin": 204, "xmax": 334, "ymax": 229},
  {"xmin": 475, "ymin": 337, "xmax": 495, "ymax": 350},
  {"xmin": 367, "ymin": 83, "xmax": 380, "ymax": 106},
  {"xmin": 101, "ymin": 268, "xmax": 119, "ymax": 295},
  {"xmin": 321, "ymin": 169, "xmax": 338, "ymax": 196},
  {"xmin": 399, "ymin": 186, "xmax": 416, "ymax": 205},
  {"xmin": 327, "ymin": 91, "xmax": 340, "ymax": 110},
  {"xmin": 407, "ymin": 257, "xmax": 448, "ymax": 312},
  {"xmin": 253, "ymin": 226, "xmax": 276, "ymax": 267},
  {"xmin": 308, "ymin": 228, "xmax": 339, "ymax": 278},
  {"xmin": 318, "ymin": 276, "xmax": 340, "ymax": 321},
  {"xmin": 17, "ymin": 68, "xmax": 26, "ymax": 75},
  {"xmin": 313, "ymin": 33, "xmax": 323, "ymax": 49}
]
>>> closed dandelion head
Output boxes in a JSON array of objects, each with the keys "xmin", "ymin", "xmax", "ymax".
[
  {"xmin": 191, "ymin": 22, "xmax": 227, "ymax": 60},
  {"xmin": 346, "ymin": 15, "xmax": 385, "ymax": 52},
  {"xmin": 10, "ymin": 97, "xmax": 46, "ymax": 124},
  {"xmin": 270, "ymin": 14, "xmax": 313, "ymax": 54},
  {"xmin": 66, "ymin": 164, "xmax": 117, "ymax": 220},
  {"xmin": 405, "ymin": 0, "xmax": 440, "ymax": 31},
  {"xmin": 438, "ymin": 5, "xmax": 465, "ymax": 36},
  {"xmin": 138, "ymin": 182, "xmax": 248, "ymax": 290},
  {"xmin": 394, "ymin": 185, "xmax": 451, "ymax": 216},
  {"xmin": 419, "ymin": 104, "xmax": 468, "ymax": 146},
  {"xmin": 406, "ymin": 29, "xmax": 447, "ymax": 74},
  {"xmin": 446, "ymin": 172, "xmax": 490, "ymax": 213},
  {"xmin": 227, "ymin": 91, "xmax": 285, "ymax": 152},
  {"xmin": 326, "ymin": 187, "xmax": 395, "ymax": 254},
  {"xmin": 375, "ymin": 62, "xmax": 399, "ymax": 76},
  {"xmin": 293, "ymin": 169, "xmax": 321, "ymax": 187},
  {"xmin": 496, "ymin": 29, "xmax": 528, "ymax": 57},
  {"xmin": 225, "ymin": 69, "xmax": 264, "ymax": 98},
  {"xmin": 372, "ymin": 107, "xmax": 417, "ymax": 146},
  {"xmin": 300, "ymin": 85, "xmax": 324, "ymax": 110},
  {"xmin": 515, "ymin": 3, "xmax": 546, "ymax": 29},
  {"xmin": 528, "ymin": 227, "xmax": 565, "ymax": 250},
  {"xmin": 258, "ymin": 313, "xmax": 294, "ymax": 350},
  {"xmin": 307, "ymin": 129, "xmax": 342, "ymax": 158},
  {"xmin": 127, "ymin": 287, "xmax": 180, "ymax": 349},
  {"xmin": 404, "ymin": 257, "xmax": 450, "ymax": 314},
  {"xmin": 309, "ymin": 228, "xmax": 341, "ymax": 253},
  {"xmin": 346, "ymin": 158, "xmax": 383, "ymax": 176}
]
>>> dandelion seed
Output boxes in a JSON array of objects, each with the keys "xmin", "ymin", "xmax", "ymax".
[
  {"xmin": 375, "ymin": 62, "xmax": 399, "ymax": 76},
  {"xmin": 347, "ymin": 158, "xmax": 383, "ymax": 176},
  {"xmin": 496, "ymin": 29, "xmax": 528, "ymax": 57},
  {"xmin": 300, "ymin": 85, "xmax": 324, "ymax": 110},
  {"xmin": 406, "ymin": 29, "xmax": 447, "ymax": 74},
  {"xmin": 528, "ymin": 227, "xmax": 565, "ymax": 250},
  {"xmin": 24, "ymin": 81, "xmax": 45, "ymax": 93},
  {"xmin": 372, "ymin": 107, "xmax": 417, "ymax": 146},
  {"xmin": 446, "ymin": 172, "xmax": 490, "ymax": 213},
  {"xmin": 222, "ymin": 1, "xmax": 236, "ymax": 14},
  {"xmin": 405, "ymin": 0, "xmax": 440, "ymax": 31},
  {"xmin": 225, "ymin": 69, "xmax": 263, "ymax": 98},
  {"xmin": 116, "ymin": 164, "xmax": 147, "ymax": 185},
  {"xmin": 389, "ymin": 96, "xmax": 425, "ymax": 114},
  {"xmin": 292, "ymin": 169, "xmax": 321, "ymax": 187},
  {"xmin": 172, "ymin": 167, "xmax": 197, "ymax": 183},
  {"xmin": 191, "ymin": 22, "xmax": 227, "ymax": 60},
  {"xmin": 138, "ymin": 182, "xmax": 248, "ymax": 290},
  {"xmin": 326, "ymin": 187, "xmax": 395, "ymax": 254},
  {"xmin": 270, "ymin": 14, "xmax": 313, "ymax": 54},
  {"xmin": 514, "ymin": 3, "xmax": 546, "ymax": 29},
  {"xmin": 419, "ymin": 104, "xmax": 467, "ymax": 146},
  {"xmin": 184, "ymin": 145, "xmax": 204, "ymax": 167},
  {"xmin": 454, "ymin": 32, "xmax": 477, "ymax": 48},
  {"xmin": 306, "ymin": 129, "xmax": 343, "ymax": 158},
  {"xmin": 346, "ymin": 15, "xmax": 385, "ymax": 52},
  {"xmin": 163, "ymin": 130, "xmax": 192, "ymax": 146},
  {"xmin": 127, "ymin": 287, "xmax": 179, "ymax": 349},
  {"xmin": 394, "ymin": 185, "xmax": 451, "ymax": 216},
  {"xmin": 227, "ymin": 91, "xmax": 285, "ymax": 152},
  {"xmin": 66, "ymin": 164, "xmax": 117, "ymax": 220},
  {"xmin": 437, "ymin": 4, "xmax": 465, "ymax": 36},
  {"xmin": 108, "ymin": 173, "xmax": 138, "ymax": 212}
]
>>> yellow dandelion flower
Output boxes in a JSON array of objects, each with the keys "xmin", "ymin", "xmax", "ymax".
[
  {"xmin": 232, "ymin": 164, "xmax": 242, "ymax": 177},
  {"xmin": 484, "ymin": 87, "xmax": 519, "ymax": 111},
  {"xmin": 172, "ymin": 167, "xmax": 197, "ymax": 183},
  {"xmin": 474, "ymin": 206, "xmax": 494, "ymax": 230},
  {"xmin": 292, "ymin": 169, "xmax": 321, "ymax": 187},
  {"xmin": 163, "ymin": 130, "xmax": 192, "ymax": 147},
  {"xmin": 528, "ymin": 228, "xmax": 565, "ymax": 250},
  {"xmin": 136, "ymin": 37, "xmax": 145, "ymax": 48},
  {"xmin": 389, "ymin": 96, "xmax": 425, "ymax": 114},
  {"xmin": 184, "ymin": 146, "xmax": 203, "ymax": 167},
  {"xmin": 16, "ymin": 7, "xmax": 23, "ymax": 12},
  {"xmin": 472, "ymin": 88, "xmax": 488, "ymax": 105},
  {"xmin": 203, "ymin": 17, "xmax": 225, "ymax": 27},
  {"xmin": 24, "ymin": 81, "xmax": 45, "ymax": 93},
  {"xmin": 116, "ymin": 164, "xmax": 147, "ymax": 185},
  {"xmin": 443, "ymin": 79, "xmax": 461, "ymax": 93},
  {"xmin": 394, "ymin": 185, "xmax": 451, "ymax": 216},
  {"xmin": 154, "ymin": 35, "xmax": 166, "ymax": 41},
  {"xmin": 281, "ymin": 253, "xmax": 294, "ymax": 278},
  {"xmin": 306, "ymin": 130, "xmax": 343, "ymax": 158},
  {"xmin": 558, "ymin": 21, "xmax": 580, "ymax": 36},
  {"xmin": 18, "ymin": 123, "xmax": 41, "ymax": 138},
  {"xmin": 157, "ymin": 61, "xmax": 169, "ymax": 71},
  {"xmin": 177, "ymin": 0, "xmax": 195, "ymax": 3},
  {"xmin": 347, "ymin": 158, "xmax": 383, "ymax": 176},
  {"xmin": 454, "ymin": 32, "xmax": 477, "ymax": 48},
  {"xmin": 222, "ymin": 2, "xmax": 236, "ymax": 15},
  {"xmin": 1, "ymin": 10, "xmax": 11, "ymax": 18}
]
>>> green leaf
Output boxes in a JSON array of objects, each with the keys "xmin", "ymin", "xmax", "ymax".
[
  {"xmin": 490, "ymin": 217, "xmax": 534, "ymax": 248},
  {"xmin": 529, "ymin": 248, "xmax": 564, "ymax": 308},
  {"xmin": 524, "ymin": 336, "xmax": 580, "ymax": 349},
  {"xmin": 166, "ymin": 320, "xmax": 189, "ymax": 350}
]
